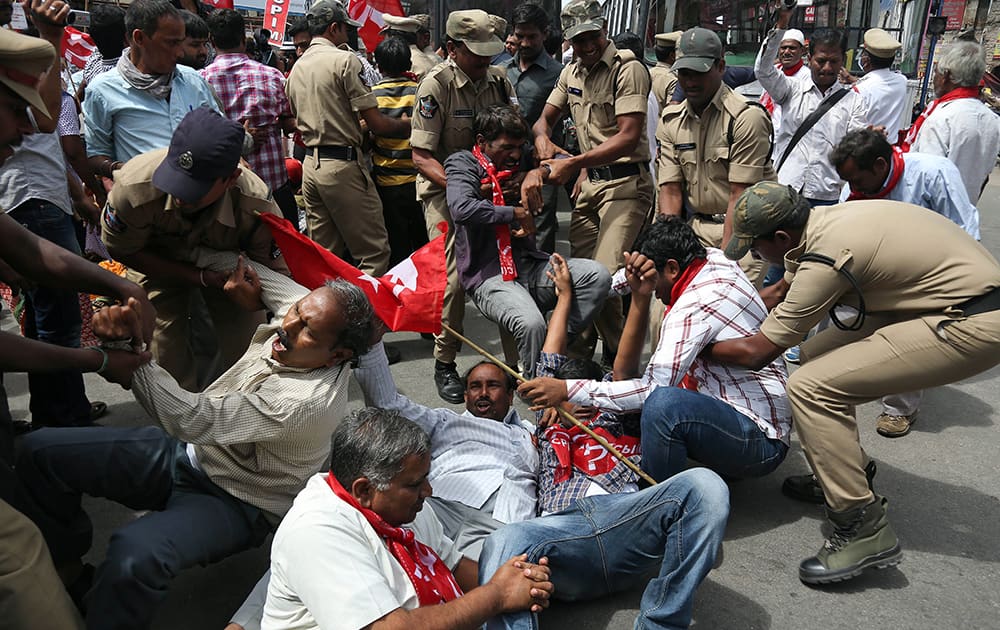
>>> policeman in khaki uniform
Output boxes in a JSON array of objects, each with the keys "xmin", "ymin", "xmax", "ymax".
[
  {"xmin": 650, "ymin": 30, "xmax": 681, "ymax": 111},
  {"xmin": 101, "ymin": 107, "xmax": 288, "ymax": 392},
  {"xmin": 657, "ymin": 27, "xmax": 774, "ymax": 286},
  {"xmin": 285, "ymin": 0, "xmax": 409, "ymax": 277},
  {"xmin": 531, "ymin": 0, "xmax": 653, "ymax": 362},
  {"xmin": 410, "ymin": 9, "xmax": 518, "ymax": 403},
  {"xmin": 709, "ymin": 182, "xmax": 1000, "ymax": 585},
  {"xmin": 379, "ymin": 13, "xmax": 440, "ymax": 81}
]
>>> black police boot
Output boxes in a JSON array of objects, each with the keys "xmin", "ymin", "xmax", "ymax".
[
  {"xmin": 434, "ymin": 360, "xmax": 464, "ymax": 404},
  {"xmin": 782, "ymin": 460, "xmax": 877, "ymax": 504}
]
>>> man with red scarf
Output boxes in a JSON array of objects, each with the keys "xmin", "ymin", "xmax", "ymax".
[
  {"xmin": 519, "ymin": 216, "xmax": 791, "ymax": 483},
  {"xmin": 903, "ymin": 41, "xmax": 1000, "ymax": 205},
  {"xmin": 445, "ymin": 105, "xmax": 610, "ymax": 377},
  {"xmin": 757, "ymin": 27, "xmax": 809, "ymax": 137},
  {"xmin": 256, "ymin": 408, "xmax": 554, "ymax": 629}
]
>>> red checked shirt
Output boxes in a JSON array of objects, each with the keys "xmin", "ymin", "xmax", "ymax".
[
  {"xmin": 200, "ymin": 53, "xmax": 292, "ymax": 191},
  {"xmin": 567, "ymin": 248, "xmax": 792, "ymax": 442}
]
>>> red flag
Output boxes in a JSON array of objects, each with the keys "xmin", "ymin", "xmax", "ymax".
[
  {"xmin": 347, "ymin": 0, "xmax": 404, "ymax": 56},
  {"xmin": 62, "ymin": 27, "xmax": 95, "ymax": 69},
  {"xmin": 259, "ymin": 213, "xmax": 446, "ymax": 334},
  {"xmin": 204, "ymin": 0, "xmax": 234, "ymax": 9}
]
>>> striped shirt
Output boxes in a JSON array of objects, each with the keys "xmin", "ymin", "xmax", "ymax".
[
  {"xmin": 354, "ymin": 342, "xmax": 539, "ymax": 524},
  {"xmin": 371, "ymin": 76, "xmax": 418, "ymax": 187},
  {"xmin": 570, "ymin": 248, "xmax": 791, "ymax": 442},
  {"xmin": 130, "ymin": 249, "xmax": 351, "ymax": 519}
]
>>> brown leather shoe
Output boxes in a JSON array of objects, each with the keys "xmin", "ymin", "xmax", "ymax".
[{"xmin": 876, "ymin": 413, "xmax": 914, "ymax": 438}]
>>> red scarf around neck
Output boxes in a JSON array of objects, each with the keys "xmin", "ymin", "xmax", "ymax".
[
  {"xmin": 848, "ymin": 147, "xmax": 905, "ymax": 200},
  {"xmin": 667, "ymin": 256, "xmax": 707, "ymax": 391},
  {"xmin": 781, "ymin": 58, "xmax": 804, "ymax": 76},
  {"xmin": 900, "ymin": 86, "xmax": 981, "ymax": 151},
  {"xmin": 472, "ymin": 144, "xmax": 518, "ymax": 281},
  {"xmin": 326, "ymin": 472, "xmax": 463, "ymax": 606}
]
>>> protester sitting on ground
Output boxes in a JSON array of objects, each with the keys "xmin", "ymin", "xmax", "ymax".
[
  {"xmin": 446, "ymin": 105, "xmax": 611, "ymax": 377},
  {"xmin": 532, "ymin": 253, "xmax": 641, "ymax": 515},
  {"xmin": 16, "ymin": 248, "xmax": 375, "ymax": 630},
  {"xmin": 226, "ymin": 411, "xmax": 728, "ymax": 630},
  {"xmin": 257, "ymin": 408, "xmax": 555, "ymax": 630},
  {"xmin": 519, "ymin": 216, "xmax": 791, "ymax": 483}
]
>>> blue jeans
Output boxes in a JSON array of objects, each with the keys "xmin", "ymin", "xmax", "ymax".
[
  {"xmin": 8, "ymin": 200, "xmax": 91, "ymax": 426},
  {"xmin": 16, "ymin": 426, "xmax": 271, "ymax": 630},
  {"xmin": 479, "ymin": 468, "xmax": 729, "ymax": 630},
  {"xmin": 640, "ymin": 387, "xmax": 788, "ymax": 482}
]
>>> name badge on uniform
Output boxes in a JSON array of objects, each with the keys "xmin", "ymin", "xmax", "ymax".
[
  {"xmin": 454, "ymin": 109, "xmax": 474, "ymax": 118},
  {"xmin": 675, "ymin": 142, "xmax": 697, "ymax": 151},
  {"xmin": 568, "ymin": 87, "xmax": 583, "ymax": 96}
]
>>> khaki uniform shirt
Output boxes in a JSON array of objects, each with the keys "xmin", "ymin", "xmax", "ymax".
[
  {"xmin": 285, "ymin": 38, "xmax": 378, "ymax": 148},
  {"xmin": 762, "ymin": 201, "xmax": 1000, "ymax": 348},
  {"xmin": 658, "ymin": 85, "xmax": 775, "ymax": 215},
  {"xmin": 650, "ymin": 61, "xmax": 677, "ymax": 111},
  {"xmin": 546, "ymin": 42, "xmax": 650, "ymax": 164},
  {"xmin": 101, "ymin": 148, "xmax": 287, "ymax": 272},
  {"xmin": 409, "ymin": 44, "xmax": 440, "ymax": 81},
  {"xmin": 410, "ymin": 60, "xmax": 516, "ymax": 199}
]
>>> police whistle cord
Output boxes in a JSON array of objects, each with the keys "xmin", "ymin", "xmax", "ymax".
[{"xmin": 442, "ymin": 323, "xmax": 658, "ymax": 487}]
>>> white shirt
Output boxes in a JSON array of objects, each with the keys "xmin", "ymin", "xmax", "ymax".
[
  {"xmin": 647, "ymin": 90, "xmax": 659, "ymax": 174},
  {"xmin": 755, "ymin": 28, "xmax": 869, "ymax": 200},
  {"xmin": 839, "ymin": 151, "xmax": 980, "ymax": 238},
  {"xmin": 911, "ymin": 96, "xmax": 1000, "ymax": 204},
  {"xmin": 575, "ymin": 249, "xmax": 792, "ymax": 442},
  {"xmin": 854, "ymin": 67, "xmax": 909, "ymax": 141},
  {"xmin": 354, "ymin": 343, "xmax": 539, "ymax": 524},
  {"xmin": 259, "ymin": 475, "xmax": 462, "ymax": 630}
]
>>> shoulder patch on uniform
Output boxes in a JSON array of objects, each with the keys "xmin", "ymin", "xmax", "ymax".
[
  {"xmin": 419, "ymin": 95, "xmax": 439, "ymax": 119},
  {"xmin": 102, "ymin": 204, "xmax": 126, "ymax": 234}
]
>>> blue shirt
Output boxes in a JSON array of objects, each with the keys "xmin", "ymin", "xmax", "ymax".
[
  {"xmin": 503, "ymin": 52, "xmax": 563, "ymax": 126},
  {"xmin": 840, "ymin": 151, "xmax": 980, "ymax": 239},
  {"xmin": 83, "ymin": 64, "xmax": 220, "ymax": 162}
]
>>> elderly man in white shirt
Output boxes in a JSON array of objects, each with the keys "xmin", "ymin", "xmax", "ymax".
[
  {"xmin": 844, "ymin": 28, "xmax": 908, "ymax": 142},
  {"xmin": 755, "ymin": 7, "xmax": 868, "ymax": 205},
  {"xmin": 905, "ymin": 41, "xmax": 1000, "ymax": 204},
  {"xmin": 756, "ymin": 27, "xmax": 811, "ymax": 136}
]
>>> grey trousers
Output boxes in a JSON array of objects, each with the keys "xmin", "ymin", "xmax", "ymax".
[
  {"xmin": 425, "ymin": 493, "xmax": 502, "ymax": 561},
  {"xmin": 468, "ymin": 256, "xmax": 611, "ymax": 377}
]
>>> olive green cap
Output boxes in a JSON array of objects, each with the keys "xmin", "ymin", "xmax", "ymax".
[
  {"xmin": 725, "ymin": 182, "xmax": 810, "ymax": 260},
  {"xmin": 307, "ymin": 0, "xmax": 362, "ymax": 31},
  {"xmin": 672, "ymin": 27, "xmax": 723, "ymax": 73}
]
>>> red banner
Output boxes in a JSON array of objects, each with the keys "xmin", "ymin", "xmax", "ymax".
[
  {"xmin": 545, "ymin": 424, "xmax": 641, "ymax": 484},
  {"xmin": 204, "ymin": 0, "xmax": 234, "ymax": 8},
  {"xmin": 347, "ymin": 0, "xmax": 405, "ymax": 55},
  {"xmin": 62, "ymin": 26, "xmax": 95, "ymax": 69},
  {"xmin": 259, "ymin": 213, "xmax": 447, "ymax": 334},
  {"xmin": 264, "ymin": 0, "xmax": 290, "ymax": 46}
]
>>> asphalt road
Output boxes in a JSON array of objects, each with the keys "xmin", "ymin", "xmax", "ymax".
[{"xmin": 5, "ymin": 173, "xmax": 1000, "ymax": 629}]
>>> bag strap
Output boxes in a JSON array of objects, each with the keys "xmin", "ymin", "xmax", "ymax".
[{"xmin": 775, "ymin": 88, "xmax": 850, "ymax": 172}]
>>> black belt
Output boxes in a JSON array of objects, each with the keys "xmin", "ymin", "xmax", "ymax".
[
  {"xmin": 693, "ymin": 213, "xmax": 727, "ymax": 224},
  {"xmin": 587, "ymin": 163, "xmax": 643, "ymax": 182},
  {"xmin": 313, "ymin": 145, "xmax": 358, "ymax": 161},
  {"xmin": 956, "ymin": 285, "xmax": 1000, "ymax": 317}
]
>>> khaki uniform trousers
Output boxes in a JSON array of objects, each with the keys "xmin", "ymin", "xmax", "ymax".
[
  {"xmin": 128, "ymin": 269, "xmax": 264, "ymax": 392},
  {"xmin": 302, "ymin": 152, "xmax": 390, "ymax": 276},
  {"xmin": 571, "ymin": 168, "xmax": 654, "ymax": 359},
  {"xmin": 793, "ymin": 309, "xmax": 1000, "ymax": 512},
  {"xmin": 0, "ymin": 498, "xmax": 83, "ymax": 630}
]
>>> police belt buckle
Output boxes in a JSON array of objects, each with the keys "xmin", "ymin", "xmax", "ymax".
[{"xmin": 314, "ymin": 145, "xmax": 358, "ymax": 161}]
